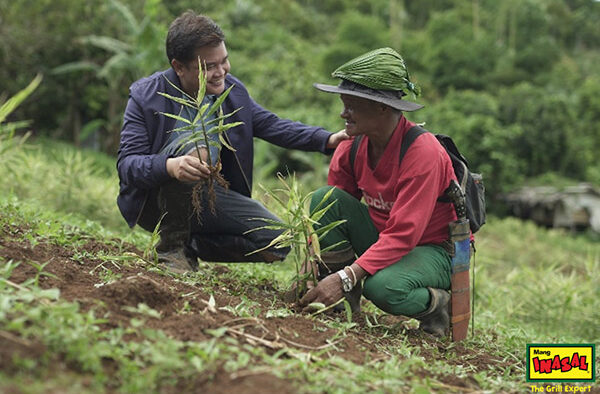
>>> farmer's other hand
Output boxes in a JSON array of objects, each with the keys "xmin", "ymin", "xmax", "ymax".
[
  {"xmin": 166, "ymin": 155, "xmax": 210, "ymax": 182},
  {"xmin": 326, "ymin": 129, "xmax": 350, "ymax": 149},
  {"xmin": 299, "ymin": 273, "xmax": 343, "ymax": 312}
]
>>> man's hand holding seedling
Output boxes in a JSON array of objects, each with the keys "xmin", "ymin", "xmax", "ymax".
[{"xmin": 166, "ymin": 147, "xmax": 212, "ymax": 182}]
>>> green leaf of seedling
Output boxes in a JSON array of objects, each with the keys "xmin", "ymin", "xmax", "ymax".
[
  {"xmin": 256, "ymin": 185, "xmax": 288, "ymax": 209},
  {"xmin": 197, "ymin": 58, "xmax": 207, "ymax": 101},
  {"xmin": 248, "ymin": 217, "xmax": 292, "ymax": 226},
  {"xmin": 300, "ymin": 190, "xmax": 316, "ymax": 206},
  {"xmin": 218, "ymin": 132, "xmax": 236, "ymax": 152},
  {"xmin": 198, "ymin": 102, "xmax": 210, "ymax": 116},
  {"xmin": 277, "ymin": 173, "xmax": 293, "ymax": 192},
  {"xmin": 161, "ymin": 74, "xmax": 195, "ymax": 102},
  {"xmin": 310, "ymin": 232, "xmax": 321, "ymax": 256},
  {"xmin": 192, "ymin": 110, "xmax": 202, "ymax": 125},
  {"xmin": 205, "ymin": 84, "xmax": 236, "ymax": 117},
  {"xmin": 309, "ymin": 187, "xmax": 337, "ymax": 214},
  {"xmin": 245, "ymin": 232, "xmax": 293, "ymax": 255},
  {"xmin": 156, "ymin": 92, "xmax": 196, "ymax": 109},
  {"xmin": 243, "ymin": 218, "xmax": 295, "ymax": 231},
  {"xmin": 165, "ymin": 123, "xmax": 196, "ymax": 134},
  {"xmin": 314, "ymin": 220, "xmax": 347, "ymax": 239},
  {"xmin": 320, "ymin": 240, "xmax": 349, "ymax": 253},
  {"xmin": 158, "ymin": 111, "xmax": 193, "ymax": 125},
  {"xmin": 204, "ymin": 121, "xmax": 244, "ymax": 136},
  {"xmin": 205, "ymin": 107, "xmax": 244, "ymax": 126},
  {"xmin": 245, "ymin": 224, "xmax": 293, "ymax": 234},
  {"xmin": 173, "ymin": 134, "xmax": 209, "ymax": 152},
  {"xmin": 309, "ymin": 199, "xmax": 339, "ymax": 223}
]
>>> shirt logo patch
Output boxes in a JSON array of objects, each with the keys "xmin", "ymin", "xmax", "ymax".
[{"xmin": 363, "ymin": 191, "xmax": 394, "ymax": 212}]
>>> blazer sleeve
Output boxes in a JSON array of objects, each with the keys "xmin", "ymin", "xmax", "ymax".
[
  {"xmin": 116, "ymin": 95, "xmax": 171, "ymax": 190},
  {"xmin": 249, "ymin": 97, "xmax": 333, "ymax": 154}
]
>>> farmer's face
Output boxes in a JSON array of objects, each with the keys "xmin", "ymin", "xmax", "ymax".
[
  {"xmin": 173, "ymin": 41, "xmax": 230, "ymax": 97},
  {"xmin": 339, "ymin": 94, "xmax": 384, "ymax": 136}
]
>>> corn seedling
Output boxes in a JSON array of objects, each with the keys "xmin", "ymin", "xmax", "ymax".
[
  {"xmin": 157, "ymin": 58, "xmax": 243, "ymax": 216},
  {"xmin": 246, "ymin": 172, "xmax": 346, "ymax": 302}
]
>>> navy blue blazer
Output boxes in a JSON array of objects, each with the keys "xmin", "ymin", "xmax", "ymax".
[{"xmin": 117, "ymin": 68, "xmax": 332, "ymax": 229}]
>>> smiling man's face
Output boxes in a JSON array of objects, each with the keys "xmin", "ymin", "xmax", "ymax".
[{"xmin": 174, "ymin": 41, "xmax": 231, "ymax": 97}]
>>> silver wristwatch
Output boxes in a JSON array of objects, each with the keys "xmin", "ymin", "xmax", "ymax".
[{"xmin": 337, "ymin": 269, "xmax": 353, "ymax": 292}]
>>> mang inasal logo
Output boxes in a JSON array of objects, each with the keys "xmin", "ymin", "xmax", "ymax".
[{"xmin": 527, "ymin": 344, "xmax": 595, "ymax": 382}]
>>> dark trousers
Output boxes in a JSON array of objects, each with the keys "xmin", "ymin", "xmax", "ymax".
[{"xmin": 149, "ymin": 179, "xmax": 289, "ymax": 263}]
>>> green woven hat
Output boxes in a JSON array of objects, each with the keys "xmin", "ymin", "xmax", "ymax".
[{"xmin": 314, "ymin": 47, "xmax": 423, "ymax": 112}]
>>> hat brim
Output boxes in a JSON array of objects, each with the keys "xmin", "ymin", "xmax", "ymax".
[{"xmin": 313, "ymin": 83, "xmax": 423, "ymax": 112}]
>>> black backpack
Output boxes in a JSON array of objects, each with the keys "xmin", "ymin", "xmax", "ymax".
[{"xmin": 349, "ymin": 125, "xmax": 486, "ymax": 233}]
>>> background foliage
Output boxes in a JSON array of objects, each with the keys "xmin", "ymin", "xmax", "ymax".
[
  {"xmin": 1, "ymin": 2, "xmax": 600, "ymax": 391},
  {"xmin": 2, "ymin": 0, "xmax": 600, "ymax": 209}
]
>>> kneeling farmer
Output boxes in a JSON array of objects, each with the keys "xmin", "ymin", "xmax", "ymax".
[{"xmin": 300, "ymin": 48, "xmax": 459, "ymax": 336}]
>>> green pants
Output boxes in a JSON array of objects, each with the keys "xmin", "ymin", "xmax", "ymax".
[{"xmin": 310, "ymin": 186, "xmax": 451, "ymax": 316}]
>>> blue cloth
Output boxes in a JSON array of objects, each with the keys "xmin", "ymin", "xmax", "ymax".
[{"xmin": 117, "ymin": 68, "xmax": 333, "ymax": 230}]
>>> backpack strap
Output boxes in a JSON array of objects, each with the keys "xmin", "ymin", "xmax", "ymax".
[
  {"xmin": 349, "ymin": 134, "xmax": 363, "ymax": 176},
  {"xmin": 349, "ymin": 125, "xmax": 427, "ymax": 174},
  {"xmin": 400, "ymin": 126, "xmax": 454, "ymax": 204},
  {"xmin": 399, "ymin": 125, "xmax": 427, "ymax": 165}
]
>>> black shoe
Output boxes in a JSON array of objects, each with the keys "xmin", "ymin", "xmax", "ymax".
[
  {"xmin": 414, "ymin": 287, "xmax": 450, "ymax": 337},
  {"xmin": 157, "ymin": 248, "xmax": 198, "ymax": 273}
]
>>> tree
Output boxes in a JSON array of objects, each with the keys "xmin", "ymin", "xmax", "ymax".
[{"xmin": 52, "ymin": 0, "xmax": 169, "ymax": 153}]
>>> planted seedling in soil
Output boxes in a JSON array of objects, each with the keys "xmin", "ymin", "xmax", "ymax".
[
  {"xmin": 246, "ymin": 173, "xmax": 347, "ymax": 302},
  {"xmin": 158, "ymin": 58, "xmax": 243, "ymax": 216}
]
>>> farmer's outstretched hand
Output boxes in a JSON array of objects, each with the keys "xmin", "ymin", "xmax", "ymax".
[{"xmin": 299, "ymin": 273, "xmax": 343, "ymax": 312}]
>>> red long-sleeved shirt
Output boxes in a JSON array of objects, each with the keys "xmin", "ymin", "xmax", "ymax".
[{"xmin": 328, "ymin": 117, "xmax": 457, "ymax": 275}]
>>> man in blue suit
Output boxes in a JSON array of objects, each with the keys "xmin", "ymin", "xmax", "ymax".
[{"xmin": 117, "ymin": 11, "xmax": 348, "ymax": 272}]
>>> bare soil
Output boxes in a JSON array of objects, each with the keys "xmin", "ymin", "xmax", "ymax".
[{"xmin": 0, "ymin": 222, "xmax": 524, "ymax": 393}]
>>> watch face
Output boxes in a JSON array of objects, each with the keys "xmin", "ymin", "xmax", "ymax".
[
  {"xmin": 342, "ymin": 277, "xmax": 353, "ymax": 292},
  {"xmin": 338, "ymin": 270, "xmax": 353, "ymax": 292}
]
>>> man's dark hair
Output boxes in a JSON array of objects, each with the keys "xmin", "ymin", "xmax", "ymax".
[{"xmin": 166, "ymin": 11, "xmax": 225, "ymax": 65}]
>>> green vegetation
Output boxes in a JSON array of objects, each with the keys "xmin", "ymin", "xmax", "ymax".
[
  {"xmin": 248, "ymin": 173, "xmax": 347, "ymax": 302},
  {"xmin": 2, "ymin": 0, "xmax": 600, "ymax": 206},
  {"xmin": 2, "ymin": 0, "xmax": 600, "ymax": 392},
  {"xmin": 1, "ymin": 123, "xmax": 598, "ymax": 393}
]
